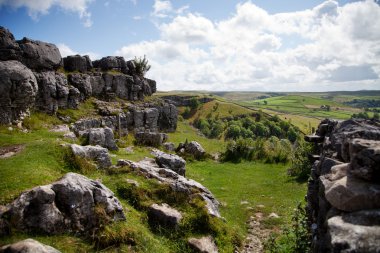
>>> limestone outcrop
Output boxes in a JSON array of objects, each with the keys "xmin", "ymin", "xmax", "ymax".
[
  {"xmin": 70, "ymin": 144, "xmax": 112, "ymax": 169},
  {"xmin": 305, "ymin": 119, "xmax": 380, "ymax": 253},
  {"xmin": 0, "ymin": 60, "xmax": 38, "ymax": 124},
  {"xmin": 153, "ymin": 149, "xmax": 186, "ymax": 176},
  {"xmin": 117, "ymin": 158, "xmax": 221, "ymax": 217},
  {"xmin": 0, "ymin": 173, "xmax": 125, "ymax": 235},
  {"xmin": 177, "ymin": 141, "xmax": 206, "ymax": 160},
  {"xmin": 0, "ymin": 26, "xmax": 177, "ymax": 129}
]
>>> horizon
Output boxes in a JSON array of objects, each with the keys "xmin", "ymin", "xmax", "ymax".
[{"xmin": 1, "ymin": 0, "xmax": 380, "ymax": 92}]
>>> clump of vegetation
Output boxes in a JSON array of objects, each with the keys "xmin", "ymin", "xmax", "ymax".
[
  {"xmin": 133, "ymin": 55, "xmax": 151, "ymax": 77},
  {"xmin": 182, "ymin": 97, "xmax": 201, "ymax": 119},
  {"xmin": 23, "ymin": 111, "xmax": 62, "ymax": 130},
  {"xmin": 265, "ymin": 202, "xmax": 311, "ymax": 253},
  {"xmin": 61, "ymin": 146, "xmax": 97, "ymax": 174},
  {"xmin": 194, "ymin": 114, "xmax": 299, "ymax": 142},
  {"xmin": 351, "ymin": 111, "xmax": 379, "ymax": 120},
  {"xmin": 221, "ymin": 137, "xmax": 292, "ymax": 163},
  {"xmin": 288, "ymin": 140, "xmax": 314, "ymax": 181}
]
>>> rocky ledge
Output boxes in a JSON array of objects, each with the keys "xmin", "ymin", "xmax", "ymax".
[
  {"xmin": 305, "ymin": 118, "xmax": 380, "ymax": 252},
  {"xmin": 0, "ymin": 26, "xmax": 170, "ymax": 125},
  {"xmin": 117, "ymin": 156, "xmax": 221, "ymax": 218}
]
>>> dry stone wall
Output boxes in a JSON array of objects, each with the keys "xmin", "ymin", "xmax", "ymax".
[{"xmin": 305, "ymin": 118, "xmax": 380, "ymax": 253}]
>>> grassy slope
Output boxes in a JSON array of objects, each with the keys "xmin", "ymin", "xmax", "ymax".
[
  {"xmin": 187, "ymin": 160, "xmax": 305, "ymax": 233},
  {"xmin": 0, "ymin": 97, "xmax": 307, "ymax": 252},
  {"xmin": 212, "ymin": 91, "xmax": 377, "ymax": 133}
]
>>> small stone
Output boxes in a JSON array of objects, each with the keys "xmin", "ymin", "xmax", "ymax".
[
  {"xmin": 148, "ymin": 203, "xmax": 182, "ymax": 229},
  {"xmin": 268, "ymin": 213, "xmax": 279, "ymax": 219},
  {"xmin": 0, "ymin": 239, "xmax": 61, "ymax": 253},
  {"xmin": 126, "ymin": 179, "xmax": 139, "ymax": 187},
  {"xmin": 188, "ymin": 236, "xmax": 218, "ymax": 253}
]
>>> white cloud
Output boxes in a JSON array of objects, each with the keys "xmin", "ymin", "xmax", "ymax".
[
  {"xmin": 133, "ymin": 16, "xmax": 143, "ymax": 20},
  {"xmin": 117, "ymin": 0, "xmax": 380, "ymax": 91},
  {"xmin": 57, "ymin": 43, "xmax": 100, "ymax": 60},
  {"xmin": 0, "ymin": 0, "xmax": 93, "ymax": 27},
  {"xmin": 152, "ymin": 0, "xmax": 172, "ymax": 18}
]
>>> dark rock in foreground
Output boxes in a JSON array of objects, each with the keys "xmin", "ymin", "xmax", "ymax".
[{"xmin": 0, "ymin": 173, "xmax": 125, "ymax": 235}]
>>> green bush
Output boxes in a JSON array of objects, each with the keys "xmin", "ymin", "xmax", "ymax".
[
  {"xmin": 133, "ymin": 55, "xmax": 151, "ymax": 77},
  {"xmin": 288, "ymin": 140, "xmax": 314, "ymax": 180}
]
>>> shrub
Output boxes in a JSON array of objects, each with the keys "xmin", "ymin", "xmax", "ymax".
[
  {"xmin": 288, "ymin": 140, "xmax": 314, "ymax": 180},
  {"xmin": 133, "ymin": 55, "xmax": 151, "ymax": 77}
]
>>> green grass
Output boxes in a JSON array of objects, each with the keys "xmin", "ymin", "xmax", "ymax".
[
  {"xmin": 168, "ymin": 120, "xmax": 225, "ymax": 154},
  {"xmin": 0, "ymin": 127, "xmax": 66, "ymax": 204},
  {"xmin": 239, "ymin": 95, "xmax": 359, "ymax": 119},
  {"xmin": 0, "ymin": 106, "xmax": 307, "ymax": 252},
  {"xmin": 189, "ymin": 100, "xmax": 255, "ymax": 121},
  {"xmin": 186, "ymin": 160, "xmax": 306, "ymax": 235}
]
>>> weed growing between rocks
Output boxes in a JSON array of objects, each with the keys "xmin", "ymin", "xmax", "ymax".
[
  {"xmin": 288, "ymin": 140, "xmax": 315, "ymax": 181},
  {"xmin": 61, "ymin": 146, "xmax": 97, "ymax": 174},
  {"xmin": 264, "ymin": 201, "xmax": 311, "ymax": 253}
]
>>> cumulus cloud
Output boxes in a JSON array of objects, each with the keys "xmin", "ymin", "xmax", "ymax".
[
  {"xmin": 152, "ymin": 0, "xmax": 172, "ymax": 18},
  {"xmin": 57, "ymin": 43, "xmax": 100, "ymax": 60},
  {"xmin": 117, "ymin": 0, "xmax": 380, "ymax": 91},
  {"xmin": 0, "ymin": 0, "xmax": 93, "ymax": 27}
]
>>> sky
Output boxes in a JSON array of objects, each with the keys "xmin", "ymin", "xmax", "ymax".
[{"xmin": 1, "ymin": 0, "xmax": 380, "ymax": 92}]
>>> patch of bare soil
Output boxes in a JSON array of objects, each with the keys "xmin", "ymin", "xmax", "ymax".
[
  {"xmin": 0, "ymin": 144, "xmax": 25, "ymax": 159},
  {"xmin": 238, "ymin": 212, "xmax": 276, "ymax": 253}
]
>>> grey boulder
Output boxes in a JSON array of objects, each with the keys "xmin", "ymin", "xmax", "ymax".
[
  {"xmin": 18, "ymin": 37, "xmax": 62, "ymax": 71},
  {"xmin": 0, "ymin": 239, "xmax": 61, "ymax": 253},
  {"xmin": 188, "ymin": 236, "xmax": 219, "ymax": 253},
  {"xmin": 153, "ymin": 149, "xmax": 186, "ymax": 176},
  {"xmin": 34, "ymin": 71, "xmax": 70, "ymax": 114},
  {"xmin": 68, "ymin": 73, "xmax": 92, "ymax": 100},
  {"xmin": 87, "ymin": 127, "xmax": 118, "ymax": 151},
  {"xmin": 135, "ymin": 131, "xmax": 168, "ymax": 147},
  {"xmin": 70, "ymin": 144, "xmax": 112, "ymax": 169},
  {"xmin": 1, "ymin": 173, "xmax": 125, "ymax": 234},
  {"xmin": 0, "ymin": 60, "xmax": 38, "ymax": 124},
  {"xmin": 148, "ymin": 203, "xmax": 182, "ymax": 229},
  {"xmin": 63, "ymin": 55, "xmax": 92, "ymax": 72},
  {"xmin": 0, "ymin": 26, "xmax": 21, "ymax": 61}
]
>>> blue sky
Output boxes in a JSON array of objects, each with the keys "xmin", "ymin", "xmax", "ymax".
[{"xmin": 1, "ymin": 0, "xmax": 380, "ymax": 91}]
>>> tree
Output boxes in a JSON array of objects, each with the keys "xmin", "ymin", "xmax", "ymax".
[{"xmin": 133, "ymin": 55, "xmax": 151, "ymax": 77}]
